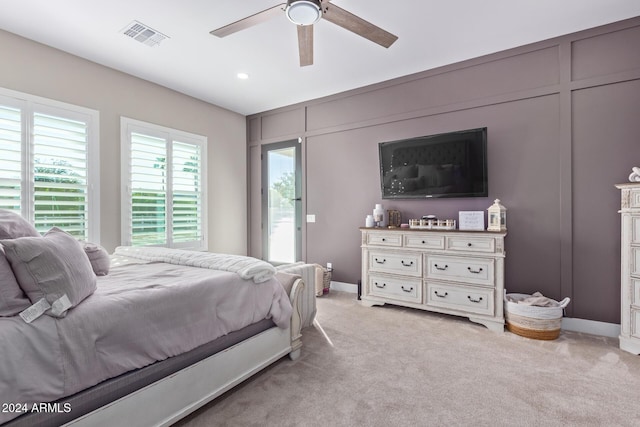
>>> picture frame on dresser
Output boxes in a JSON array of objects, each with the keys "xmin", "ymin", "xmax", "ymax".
[
  {"xmin": 360, "ymin": 227, "xmax": 507, "ymax": 332},
  {"xmin": 458, "ymin": 211, "xmax": 485, "ymax": 231}
]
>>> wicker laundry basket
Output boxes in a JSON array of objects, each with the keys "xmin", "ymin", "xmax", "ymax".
[{"xmin": 504, "ymin": 293, "xmax": 570, "ymax": 340}]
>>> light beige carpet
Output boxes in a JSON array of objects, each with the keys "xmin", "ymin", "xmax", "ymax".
[{"xmin": 173, "ymin": 291, "xmax": 640, "ymax": 427}]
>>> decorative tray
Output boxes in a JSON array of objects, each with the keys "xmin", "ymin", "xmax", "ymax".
[
  {"xmin": 408, "ymin": 219, "xmax": 456, "ymax": 230},
  {"xmin": 409, "ymin": 224, "xmax": 457, "ymax": 230}
]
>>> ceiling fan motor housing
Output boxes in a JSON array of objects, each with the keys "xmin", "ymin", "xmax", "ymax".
[
  {"xmin": 286, "ymin": 0, "xmax": 322, "ymax": 26},
  {"xmin": 210, "ymin": 0, "xmax": 397, "ymax": 67}
]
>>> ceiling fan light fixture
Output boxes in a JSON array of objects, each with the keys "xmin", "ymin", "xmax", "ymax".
[{"xmin": 285, "ymin": 0, "xmax": 322, "ymax": 26}]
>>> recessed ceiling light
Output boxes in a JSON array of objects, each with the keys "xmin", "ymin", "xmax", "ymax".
[{"xmin": 237, "ymin": 72, "xmax": 249, "ymax": 80}]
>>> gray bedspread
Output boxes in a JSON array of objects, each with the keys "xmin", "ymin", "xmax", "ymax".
[{"xmin": 0, "ymin": 260, "xmax": 292, "ymax": 424}]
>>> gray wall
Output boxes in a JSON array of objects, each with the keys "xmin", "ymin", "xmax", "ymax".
[
  {"xmin": 0, "ymin": 29, "xmax": 248, "ymax": 256},
  {"xmin": 248, "ymin": 17, "xmax": 640, "ymax": 324}
]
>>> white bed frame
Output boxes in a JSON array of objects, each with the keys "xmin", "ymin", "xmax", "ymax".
[{"xmin": 64, "ymin": 278, "xmax": 306, "ymax": 427}]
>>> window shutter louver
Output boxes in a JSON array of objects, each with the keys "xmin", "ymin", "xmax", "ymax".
[
  {"xmin": 0, "ymin": 105, "xmax": 22, "ymax": 212},
  {"xmin": 130, "ymin": 132, "xmax": 167, "ymax": 246},
  {"xmin": 172, "ymin": 141, "xmax": 203, "ymax": 244},
  {"xmin": 33, "ymin": 113, "xmax": 89, "ymax": 239}
]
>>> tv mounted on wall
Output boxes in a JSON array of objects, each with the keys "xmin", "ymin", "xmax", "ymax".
[{"xmin": 379, "ymin": 127, "xmax": 488, "ymax": 199}]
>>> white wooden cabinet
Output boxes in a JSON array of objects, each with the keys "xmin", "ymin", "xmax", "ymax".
[
  {"xmin": 360, "ymin": 228, "xmax": 507, "ymax": 332},
  {"xmin": 616, "ymin": 183, "xmax": 640, "ymax": 354}
]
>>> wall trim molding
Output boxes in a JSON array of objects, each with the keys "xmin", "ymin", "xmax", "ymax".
[
  {"xmin": 330, "ymin": 281, "xmax": 621, "ymax": 339},
  {"xmin": 561, "ymin": 317, "xmax": 620, "ymax": 339},
  {"xmin": 329, "ymin": 281, "xmax": 358, "ymax": 293}
]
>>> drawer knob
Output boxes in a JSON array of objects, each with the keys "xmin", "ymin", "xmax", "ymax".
[
  {"xmin": 467, "ymin": 267, "xmax": 483, "ymax": 274},
  {"xmin": 434, "ymin": 290, "xmax": 448, "ymax": 298},
  {"xmin": 375, "ymin": 258, "xmax": 387, "ymax": 264},
  {"xmin": 468, "ymin": 295, "xmax": 483, "ymax": 303},
  {"xmin": 374, "ymin": 282, "xmax": 386, "ymax": 289},
  {"xmin": 434, "ymin": 264, "xmax": 448, "ymax": 271},
  {"xmin": 401, "ymin": 285, "xmax": 414, "ymax": 293},
  {"xmin": 422, "ymin": 240, "xmax": 426, "ymax": 244},
  {"xmin": 381, "ymin": 238, "xmax": 386, "ymax": 242},
  {"xmin": 401, "ymin": 260, "xmax": 414, "ymax": 267},
  {"xmin": 467, "ymin": 243, "xmax": 472, "ymax": 247}
]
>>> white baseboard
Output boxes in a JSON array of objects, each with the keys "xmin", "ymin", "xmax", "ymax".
[
  {"xmin": 561, "ymin": 317, "xmax": 620, "ymax": 338},
  {"xmin": 329, "ymin": 281, "xmax": 358, "ymax": 293},
  {"xmin": 329, "ymin": 282, "xmax": 621, "ymax": 338}
]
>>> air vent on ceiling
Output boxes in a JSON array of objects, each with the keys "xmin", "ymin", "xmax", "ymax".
[{"xmin": 121, "ymin": 20, "xmax": 169, "ymax": 47}]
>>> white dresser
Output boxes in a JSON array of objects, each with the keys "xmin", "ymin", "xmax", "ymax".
[
  {"xmin": 616, "ymin": 183, "xmax": 640, "ymax": 354},
  {"xmin": 360, "ymin": 228, "xmax": 507, "ymax": 332}
]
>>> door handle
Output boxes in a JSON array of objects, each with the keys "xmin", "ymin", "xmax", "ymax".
[{"xmin": 291, "ymin": 197, "xmax": 302, "ymax": 201}]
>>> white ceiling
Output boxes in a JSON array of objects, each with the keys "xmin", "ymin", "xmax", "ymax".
[{"xmin": 1, "ymin": 0, "xmax": 640, "ymax": 116}]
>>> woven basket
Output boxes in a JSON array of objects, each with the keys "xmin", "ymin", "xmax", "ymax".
[
  {"xmin": 504, "ymin": 293, "xmax": 570, "ymax": 340},
  {"xmin": 322, "ymin": 268, "xmax": 332, "ymax": 294}
]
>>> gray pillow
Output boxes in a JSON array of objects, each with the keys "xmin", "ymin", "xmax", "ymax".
[
  {"xmin": 0, "ymin": 209, "xmax": 40, "ymax": 239},
  {"xmin": 1, "ymin": 227, "xmax": 97, "ymax": 318},
  {"xmin": 82, "ymin": 242, "xmax": 110, "ymax": 276},
  {"xmin": 275, "ymin": 271, "xmax": 301, "ymax": 296},
  {"xmin": 0, "ymin": 247, "xmax": 31, "ymax": 316}
]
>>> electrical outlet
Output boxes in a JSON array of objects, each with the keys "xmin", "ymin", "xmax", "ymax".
[{"xmin": 326, "ymin": 262, "xmax": 333, "ymax": 272}]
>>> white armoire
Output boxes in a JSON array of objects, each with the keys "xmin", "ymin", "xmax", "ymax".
[{"xmin": 616, "ymin": 182, "xmax": 640, "ymax": 355}]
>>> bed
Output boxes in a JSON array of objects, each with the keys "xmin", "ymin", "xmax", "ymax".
[{"xmin": 0, "ymin": 211, "xmax": 318, "ymax": 427}]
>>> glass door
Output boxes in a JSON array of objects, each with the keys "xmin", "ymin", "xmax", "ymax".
[{"xmin": 262, "ymin": 140, "xmax": 302, "ymax": 264}]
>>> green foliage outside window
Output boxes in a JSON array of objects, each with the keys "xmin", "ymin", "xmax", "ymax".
[
  {"xmin": 271, "ymin": 171, "xmax": 295, "ymax": 208},
  {"xmin": 33, "ymin": 159, "xmax": 86, "ymax": 238}
]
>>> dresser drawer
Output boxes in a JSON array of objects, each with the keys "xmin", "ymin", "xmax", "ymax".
[
  {"xmin": 368, "ymin": 274, "xmax": 422, "ymax": 303},
  {"xmin": 628, "ymin": 188, "xmax": 640, "ymax": 208},
  {"xmin": 405, "ymin": 234, "xmax": 445, "ymax": 250},
  {"xmin": 633, "ymin": 248, "xmax": 640, "ymax": 277},
  {"xmin": 426, "ymin": 282, "xmax": 494, "ymax": 316},
  {"xmin": 633, "ymin": 279, "xmax": 640, "ymax": 308},
  {"xmin": 632, "ymin": 309, "xmax": 640, "ymax": 338},
  {"xmin": 633, "ymin": 217, "xmax": 640, "ymax": 244},
  {"xmin": 367, "ymin": 233, "xmax": 403, "ymax": 247},
  {"xmin": 369, "ymin": 251, "xmax": 422, "ymax": 277},
  {"xmin": 425, "ymin": 255, "xmax": 494, "ymax": 286},
  {"xmin": 445, "ymin": 236, "xmax": 496, "ymax": 253}
]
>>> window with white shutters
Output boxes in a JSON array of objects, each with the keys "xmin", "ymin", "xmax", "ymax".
[
  {"xmin": 0, "ymin": 90, "xmax": 99, "ymax": 241},
  {"xmin": 0, "ymin": 104, "xmax": 22, "ymax": 212},
  {"xmin": 172, "ymin": 141, "xmax": 203, "ymax": 244},
  {"xmin": 130, "ymin": 132, "xmax": 167, "ymax": 246},
  {"xmin": 121, "ymin": 118, "xmax": 207, "ymax": 250},
  {"xmin": 33, "ymin": 113, "xmax": 89, "ymax": 237}
]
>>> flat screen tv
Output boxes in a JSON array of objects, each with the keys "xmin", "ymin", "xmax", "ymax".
[{"xmin": 379, "ymin": 127, "xmax": 488, "ymax": 199}]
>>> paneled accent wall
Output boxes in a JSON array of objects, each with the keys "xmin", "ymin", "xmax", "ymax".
[{"xmin": 248, "ymin": 17, "xmax": 640, "ymax": 323}]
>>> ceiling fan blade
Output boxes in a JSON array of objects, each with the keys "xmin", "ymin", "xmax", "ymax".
[
  {"xmin": 297, "ymin": 25, "xmax": 314, "ymax": 67},
  {"xmin": 210, "ymin": 3, "xmax": 286, "ymax": 37},
  {"xmin": 322, "ymin": 3, "xmax": 398, "ymax": 48}
]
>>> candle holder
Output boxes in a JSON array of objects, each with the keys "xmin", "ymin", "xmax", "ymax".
[{"xmin": 487, "ymin": 199, "xmax": 507, "ymax": 231}]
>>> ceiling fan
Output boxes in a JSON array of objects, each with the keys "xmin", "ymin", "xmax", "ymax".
[{"xmin": 210, "ymin": 0, "xmax": 398, "ymax": 67}]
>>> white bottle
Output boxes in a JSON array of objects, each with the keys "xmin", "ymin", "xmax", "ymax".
[
  {"xmin": 365, "ymin": 215, "xmax": 374, "ymax": 228},
  {"xmin": 373, "ymin": 204, "xmax": 384, "ymax": 227}
]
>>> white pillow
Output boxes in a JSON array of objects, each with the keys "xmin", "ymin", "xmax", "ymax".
[{"xmin": 0, "ymin": 227, "xmax": 97, "ymax": 318}]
